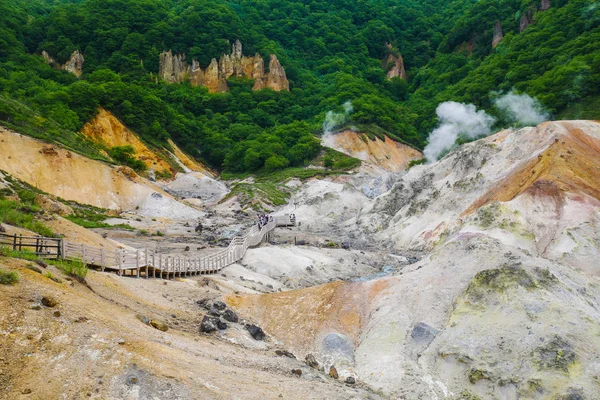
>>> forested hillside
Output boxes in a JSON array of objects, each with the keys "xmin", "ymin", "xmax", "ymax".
[{"xmin": 0, "ymin": 0, "xmax": 598, "ymax": 173}]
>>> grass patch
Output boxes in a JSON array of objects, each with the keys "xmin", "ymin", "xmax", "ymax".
[
  {"xmin": 0, "ymin": 199, "xmax": 54, "ymax": 237},
  {"xmin": 0, "ymin": 268, "xmax": 19, "ymax": 285},
  {"xmin": 321, "ymin": 148, "xmax": 361, "ymax": 170},
  {"xmin": 0, "ymin": 96, "xmax": 109, "ymax": 162},
  {"xmin": 47, "ymin": 258, "xmax": 88, "ymax": 280}
]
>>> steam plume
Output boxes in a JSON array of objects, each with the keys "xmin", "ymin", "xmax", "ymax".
[
  {"xmin": 322, "ymin": 101, "xmax": 353, "ymax": 148},
  {"xmin": 423, "ymin": 102, "xmax": 495, "ymax": 162},
  {"xmin": 494, "ymin": 91, "xmax": 549, "ymax": 126}
]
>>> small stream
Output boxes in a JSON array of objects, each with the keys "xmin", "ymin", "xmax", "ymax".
[{"xmin": 351, "ymin": 265, "xmax": 396, "ymax": 282}]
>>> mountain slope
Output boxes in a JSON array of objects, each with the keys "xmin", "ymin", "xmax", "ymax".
[{"xmin": 227, "ymin": 119, "xmax": 600, "ymax": 399}]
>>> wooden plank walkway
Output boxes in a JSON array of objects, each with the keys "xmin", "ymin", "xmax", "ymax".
[{"xmin": 1, "ymin": 214, "xmax": 295, "ymax": 279}]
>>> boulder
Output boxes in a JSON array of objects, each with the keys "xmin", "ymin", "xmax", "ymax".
[
  {"xmin": 245, "ymin": 324, "xmax": 266, "ymax": 340},
  {"xmin": 329, "ymin": 366, "xmax": 339, "ymax": 379},
  {"xmin": 216, "ymin": 319, "xmax": 228, "ymax": 330},
  {"xmin": 305, "ymin": 354, "xmax": 319, "ymax": 369},
  {"xmin": 41, "ymin": 296, "xmax": 58, "ymax": 308},
  {"xmin": 291, "ymin": 369, "xmax": 302, "ymax": 377},
  {"xmin": 150, "ymin": 319, "xmax": 169, "ymax": 332},
  {"xmin": 200, "ymin": 315, "xmax": 219, "ymax": 333},
  {"xmin": 345, "ymin": 377, "xmax": 356, "ymax": 385},
  {"xmin": 222, "ymin": 309, "xmax": 239, "ymax": 323}
]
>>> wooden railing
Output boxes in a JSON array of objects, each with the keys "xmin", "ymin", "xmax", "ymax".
[{"xmin": 1, "ymin": 214, "xmax": 295, "ymax": 279}]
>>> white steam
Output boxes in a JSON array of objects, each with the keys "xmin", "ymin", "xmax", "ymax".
[
  {"xmin": 493, "ymin": 91, "xmax": 549, "ymax": 126},
  {"xmin": 424, "ymin": 92, "xmax": 549, "ymax": 162},
  {"xmin": 423, "ymin": 102, "xmax": 495, "ymax": 162},
  {"xmin": 322, "ymin": 101, "xmax": 353, "ymax": 148}
]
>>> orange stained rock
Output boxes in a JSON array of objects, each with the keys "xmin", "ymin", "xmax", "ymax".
[
  {"xmin": 464, "ymin": 121, "xmax": 600, "ymax": 216},
  {"xmin": 226, "ymin": 277, "xmax": 393, "ymax": 354},
  {"xmin": 330, "ymin": 130, "xmax": 422, "ymax": 172},
  {"xmin": 81, "ymin": 108, "xmax": 173, "ymax": 175}
]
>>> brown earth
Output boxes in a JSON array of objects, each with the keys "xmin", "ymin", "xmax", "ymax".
[
  {"xmin": 0, "ymin": 258, "xmax": 380, "ymax": 400},
  {"xmin": 0, "ymin": 127, "xmax": 169, "ymax": 210},
  {"xmin": 327, "ymin": 131, "xmax": 422, "ymax": 172},
  {"xmin": 81, "ymin": 108, "xmax": 174, "ymax": 175}
]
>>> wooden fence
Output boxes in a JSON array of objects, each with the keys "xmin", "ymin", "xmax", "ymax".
[
  {"xmin": 1, "ymin": 214, "xmax": 295, "ymax": 279},
  {"xmin": 0, "ymin": 233, "xmax": 62, "ymax": 258}
]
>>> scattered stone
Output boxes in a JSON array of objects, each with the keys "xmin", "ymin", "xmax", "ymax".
[
  {"xmin": 136, "ymin": 314, "xmax": 150, "ymax": 325},
  {"xmin": 30, "ymin": 305, "xmax": 42, "ymax": 310},
  {"xmin": 53, "ymin": 311, "xmax": 61, "ymax": 318},
  {"xmin": 291, "ymin": 369, "xmax": 302, "ymax": 377},
  {"xmin": 75, "ymin": 316, "xmax": 89, "ymax": 323},
  {"xmin": 35, "ymin": 260, "xmax": 48, "ymax": 268},
  {"xmin": 410, "ymin": 322, "xmax": 438, "ymax": 346},
  {"xmin": 41, "ymin": 296, "xmax": 58, "ymax": 308},
  {"xmin": 200, "ymin": 315, "xmax": 219, "ymax": 333},
  {"xmin": 117, "ymin": 338, "xmax": 126, "ymax": 345},
  {"xmin": 246, "ymin": 324, "xmax": 265, "ymax": 340},
  {"xmin": 212, "ymin": 301, "xmax": 227, "ymax": 311},
  {"xmin": 21, "ymin": 389, "xmax": 32, "ymax": 395},
  {"xmin": 305, "ymin": 354, "xmax": 319, "ymax": 369},
  {"xmin": 184, "ymin": 246, "xmax": 190, "ymax": 251},
  {"xmin": 128, "ymin": 376, "xmax": 138, "ymax": 385},
  {"xmin": 163, "ymin": 282, "xmax": 168, "ymax": 285},
  {"xmin": 222, "ymin": 309, "xmax": 239, "ymax": 323},
  {"xmin": 329, "ymin": 366, "xmax": 339, "ymax": 379},
  {"xmin": 217, "ymin": 319, "xmax": 228, "ymax": 330},
  {"xmin": 150, "ymin": 320, "xmax": 169, "ymax": 332},
  {"xmin": 345, "ymin": 377, "xmax": 356, "ymax": 384},
  {"xmin": 275, "ymin": 350, "xmax": 296, "ymax": 359}
]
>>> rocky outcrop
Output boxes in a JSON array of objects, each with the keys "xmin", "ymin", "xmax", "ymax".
[
  {"xmin": 492, "ymin": 21, "xmax": 504, "ymax": 48},
  {"xmin": 159, "ymin": 51, "xmax": 188, "ymax": 83},
  {"xmin": 519, "ymin": 10, "xmax": 533, "ymax": 32},
  {"xmin": 158, "ymin": 40, "xmax": 289, "ymax": 93},
  {"xmin": 266, "ymin": 54, "xmax": 290, "ymax": 91},
  {"xmin": 541, "ymin": 0, "xmax": 551, "ymax": 10},
  {"xmin": 382, "ymin": 44, "xmax": 406, "ymax": 80},
  {"xmin": 41, "ymin": 50, "xmax": 84, "ymax": 78}
]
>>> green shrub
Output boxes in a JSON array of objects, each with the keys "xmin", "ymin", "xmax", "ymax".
[
  {"xmin": 108, "ymin": 145, "xmax": 147, "ymax": 172},
  {"xmin": 0, "ymin": 269, "xmax": 19, "ymax": 285},
  {"xmin": 47, "ymin": 258, "xmax": 88, "ymax": 280},
  {"xmin": 0, "ymin": 199, "xmax": 54, "ymax": 237}
]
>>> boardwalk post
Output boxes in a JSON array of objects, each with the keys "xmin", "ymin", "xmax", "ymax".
[
  {"xmin": 136, "ymin": 249, "xmax": 140, "ymax": 278},
  {"xmin": 101, "ymin": 248, "xmax": 105, "ymax": 272},
  {"xmin": 145, "ymin": 248, "xmax": 149, "ymax": 278},
  {"xmin": 82, "ymin": 244, "xmax": 86, "ymax": 263},
  {"xmin": 12, "ymin": 234, "xmax": 16, "ymax": 251},
  {"xmin": 118, "ymin": 249, "xmax": 123, "ymax": 276}
]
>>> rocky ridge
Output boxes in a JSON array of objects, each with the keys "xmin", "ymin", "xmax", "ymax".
[
  {"xmin": 382, "ymin": 44, "xmax": 406, "ymax": 80},
  {"xmin": 41, "ymin": 50, "xmax": 84, "ymax": 77},
  {"xmin": 159, "ymin": 40, "xmax": 289, "ymax": 93}
]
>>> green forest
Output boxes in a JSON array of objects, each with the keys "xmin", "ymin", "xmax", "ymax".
[{"xmin": 0, "ymin": 0, "xmax": 599, "ymax": 173}]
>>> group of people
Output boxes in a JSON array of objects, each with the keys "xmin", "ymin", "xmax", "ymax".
[{"xmin": 257, "ymin": 214, "xmax": 273, "ymax": 229}]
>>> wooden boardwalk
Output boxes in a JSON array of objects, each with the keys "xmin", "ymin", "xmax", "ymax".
[{"xmin": 0, "ymin": 214, "xmax": 295, "ymax": 279}]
